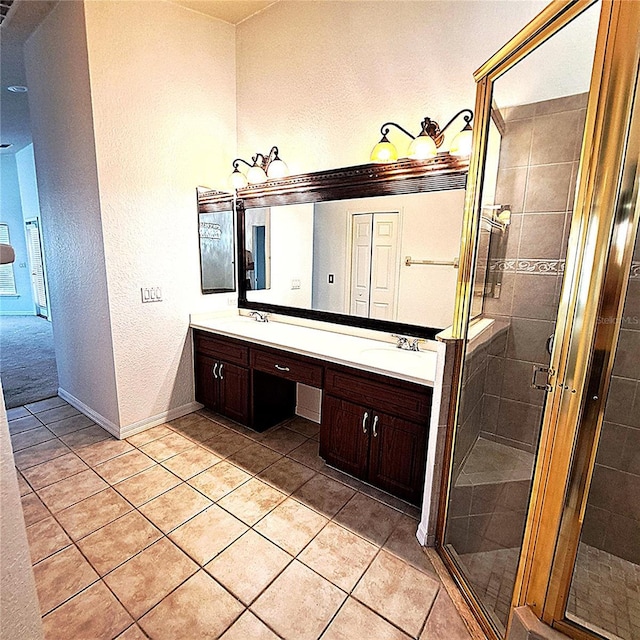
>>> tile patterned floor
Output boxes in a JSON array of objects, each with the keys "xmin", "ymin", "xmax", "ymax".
[{"xmin": 9, "ymin": 397, "xmax": 473, "ymax": 640}]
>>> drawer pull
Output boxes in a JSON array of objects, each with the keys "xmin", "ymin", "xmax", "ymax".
[
  {"xmin": 212, "ymin": 362, "xmax": 219, "ymax": 379},
  {"xmin": 274, "ymin": 364, "xmax": 290, "ymax": 372},
  {"xmin": 372, "ymin": 415, "xmax": 379, "ymax": 437},
  {"xmin": 362, "ymin": 411, "xmax": 369, "ymax": 434},
  {"xmin": 219, "ymin": 363, "xmax": 224, "ymax": 380}
]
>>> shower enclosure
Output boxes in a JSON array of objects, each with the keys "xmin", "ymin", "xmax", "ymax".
[{"xmin": 437, "ymin": 1, "xmax": 640, "ymax": 639}]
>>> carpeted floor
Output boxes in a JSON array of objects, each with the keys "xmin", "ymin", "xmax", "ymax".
[{"xmin": 0, "ymin": 315, "xmax": 58, "ymax": 409}]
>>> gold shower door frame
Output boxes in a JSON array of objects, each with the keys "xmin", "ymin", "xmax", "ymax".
[{"xmin": 437, "ymin": 1, "xmax": 640, "ymax": 639}]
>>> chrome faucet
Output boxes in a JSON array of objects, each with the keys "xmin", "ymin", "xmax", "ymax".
[
  {"xmin": 392, "ymin": 334, "xmax": 421, "ymax": 351},
  {"xmin": 249, "ymin": 311, "xmax": 269, "ymax": 323}
]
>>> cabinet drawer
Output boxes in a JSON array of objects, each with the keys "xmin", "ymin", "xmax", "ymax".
[
  {"xmin": 193, "ymin": 330, "xmax": 249, "ymax": 367},
  {"xmin": 325, "ymin": 367, "xmax": 431, "ymax": 423},
  {"xmin": 251, "ymin": 348, "xmax": 323, "ymax": 387}
]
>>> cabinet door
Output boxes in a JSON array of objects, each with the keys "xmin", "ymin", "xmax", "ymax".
[
  {"xmin": 218, "ymin": 361, "xmax": 250, "ymax": 425},
  {"xmin": 368, "ymin": 411, "xmax": 427, "ymax": 505},
  {"xmin": 195, "ymin": 352, "xmax": 219, "ymax": 410},
  {"xmin": 320, "ymin": 395, "xmax": 370, "ymax": 480}
]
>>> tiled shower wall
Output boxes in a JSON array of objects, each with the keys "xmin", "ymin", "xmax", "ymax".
[
  {"xmin": 480, "ymin": 93, "xmax": 588, "ymax": 453},
  {"xmin": 582, "ymin": 238, "xmax": 640, "ymax": 565}
]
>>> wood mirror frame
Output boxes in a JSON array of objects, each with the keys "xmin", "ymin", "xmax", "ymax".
[{"xmin": 197, "ymin": 155, "xmax": 469, "ymax": 339}]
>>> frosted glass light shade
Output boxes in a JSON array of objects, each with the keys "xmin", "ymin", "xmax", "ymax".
[
  {"xmin": 230, "ymin": 169, "xmax": 248, "ymax": 190},
  {"xmin": 247, "ymin": 164, "xmax": 268, "ymax": 184},
  {"xmin": 370, "ymin": 139, "xmax": 398, "ymax": 163},
  {"xmin": 450, "ymin": 128, "xmax": 473, "ymax": 157},
  {"xmin": 408, "ymin": 134, "xmax": 437, "ymax": 159},
  {"xmin": 267, "ymin": 158, "xmax": 289, "ymax": 179}
]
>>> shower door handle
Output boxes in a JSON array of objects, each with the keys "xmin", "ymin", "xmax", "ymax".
[{"xmin": 531, "ymin": 365, "xmax": 553, "ymax": 391}]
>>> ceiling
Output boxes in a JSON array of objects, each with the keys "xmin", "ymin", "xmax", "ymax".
[{"xmin": 0, "ymin": 0, "xmax": 277, "ymax": 156}]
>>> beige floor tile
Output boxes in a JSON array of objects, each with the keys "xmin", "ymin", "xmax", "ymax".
[
  {"xmin": 188, "ymin": 460, "xmax": 250, "ymax": 501},
  {"xmin": 33, "ymin": 545, "xmax": 99, "ymax": 614},
  {"xmin": 16, "ymin": 470, "xmax": 32, "ymax": 496},
  {"xmin": 60, "ymin": 424, "xmax": 112, "ymax": 450},
  {"xmin": 322, "ymin": 597, "xmax": 411, "ymax": 640},
  {"xmin": 139, "ymin": 432, "xmax": 196, "ymax": 461},
  {"xmin": 10, "ymin": 425, "xmax": 55, "ymax": 451},
  {"xmin": 46, "ymin": 413, "xmax": 94, "ymax": 436},
  {"xmin": 258, "ymin": 457, "xmax": 316, "ymax": 495},
  {"xmin": 288, "ymin": 439, "xmax": 325, "ymax": 470},
  {"xmin": 285, "ymin": 416, "xmax": 320, "ymax": 439},
  {"xmin": 21, "ymin": 492, "xmax": 49, "ymax": 526},
  {"xmin": 419, "ymin": 589, "xmax": 472, "ymax": 639},
  {"xmin": 334, "ymin": 493, "xmax": 403, "ymax": 546},
  {"xmin": 14, "ymin": 438, "xmax": 71, "ymax": 470},
  {"xmin": 126, "ymin": 424, "xmax": 173, "ymax": 446},
  {"xmin": 227, "ymin": 442, "xmax": 282, "ymax": 475},
  {"xmin": 169, "ymin": 504, "xmax": 247, "ymax": 565},
  {"xmin": 293, "ymin": 474, "xmax": 355, "ymax": 518},
  {"xmin": 42, "ymin": 580, "xmax": 133, "ymax": 640},
  {"xmin": 8, "ymin": 414, "xmax": 41, "ymax": 434},
  {"xmin": 22, "ymin": 451, "xmax": 89, "ymax": 489},
  {"xmin": 218, "ymin": 478, "xmax": 286, "ymax": 526},
  {"xmin": 115, "ymin": 624, "xmax": 148, "ymax": 639},
  {"xmin": 353, "ymin": 550, "xmax": 440, "ymax": 637},
  {"xmin": 37, "ymin": 469, "xmax": 109, "ymax": 512},
  {"xmin": 114, "ymin": 464, "xmax": 180, "ymax": 506},
  {"xmin": 104, "ymin": 538, "xmax": 198, "ymax": 619},
  {"xmin": 25, "ymin": 396, "xmax": 67, "ymax": 413},
  {"xmin": 199, "ymin": 427, "xmax": 253, "ymax": 458},
  {"xmin": 78, "ymin": 511, "xmax": 162, "ymax": 576},
  {"xmin": 161, "ymin": 446, "xmax": 220, "ymax": 480},
  {"xmin": 94, "ymin": 449, "xmax": 155, "ymax": 484},
  {"xmin": 260, "ymin": 426, "xmax": 308, "ymax": 454},
  {"xmin": 383, "ymin": 515, "xmax": 436, "ymax": 575},
  {"xmin": 139, "ymin": 570, "xmax": 244, "ymax": 639},
  {"xmin": 206, "ymin": 530, "xmax": 291, "ymax": 605},
  {"xmin": 56, "ymin": 487, "xmax": 133, "ymax": 540},
  {"xmin": 252, "ymin": 560, "xmax": 346, "ymax": 640},
  {"xmin": 219, "ymin": 611, "xmax": 280, "ymax": 640},
  {"xmin": 26, "ymin": 516, "xmax": 71, "ymax": 564},
  {"xmin": 36, "ymin": 404, "xmax": 80, "ymax": 424},
  {"xmin": 139, "ymin": 483, "xmax": 212, "ymax": 533},
  {"xmin": 254, "ymin": 498, "xmax": 328, "ymax": 555},
  {"xmin": 298, "ymin": 522, "xmax": 377, "ymax": 592},
  {"xmin": 76, "ymin": 438, "xmax": 135, "ymax": 466}
]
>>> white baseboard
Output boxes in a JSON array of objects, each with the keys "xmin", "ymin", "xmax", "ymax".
[
  {"xmin": 58, "ymin": 388, "xmax": 202, "ymax": 440},
  {"xmin": 295, "ymin": 405, "xmax": 321, "ymax": 424}
]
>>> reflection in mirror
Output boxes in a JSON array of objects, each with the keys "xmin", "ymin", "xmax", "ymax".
[
  {"xmin": 199, "ymin": 209, "xmax": 236, "ymax": 293},
  {"xmin": 244, "ymin": 190, "xmax": 465, "ymax": 329}
]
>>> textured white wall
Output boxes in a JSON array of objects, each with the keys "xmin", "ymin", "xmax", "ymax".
[
  {"xmin": 0, "ymin": 390, "xmax": 44, "ymax": 640},
  {"xmin": 236, "ymin": 0, "xmax": 548, "ymax": 174},
  {"xmin": 83, "ymin": 1, "xmax": 237, "ymax": 427},
  {"xmin": 24, "ymin": 0, "xmax": 120, "ymax": 426}
]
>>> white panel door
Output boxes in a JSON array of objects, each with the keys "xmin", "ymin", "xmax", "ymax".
[
  {"xmin": 350, "ymin": 214, "xmax": 373, "ymax": 317},
  {"xmin": 369, "ymin": 213, "xmax": 399, "ymax": 320}
]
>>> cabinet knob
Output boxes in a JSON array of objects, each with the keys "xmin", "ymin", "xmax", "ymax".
[
  {"xmin": 372, "ymin": 415, "xmax": 379, "ymax": 437},
  {"xmin": 362, "ymin": 411, "xmax": 369, "ymax": 434}
]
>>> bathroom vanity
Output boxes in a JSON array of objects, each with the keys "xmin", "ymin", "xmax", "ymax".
[{"xmin": 191, "ymin": 315, "xmax": 438, "ymax": 505}]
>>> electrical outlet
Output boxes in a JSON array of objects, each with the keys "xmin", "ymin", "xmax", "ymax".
[
  {"xmin": 141, "ymin": 286, "xmax": 162, "ymax": 303},
  {"xmin": 291, "ymin": 279, "xmax": 301, "ymax": 290}
]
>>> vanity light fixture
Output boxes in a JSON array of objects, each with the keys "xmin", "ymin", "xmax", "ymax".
[
  {"xmin": 370, "ymin": 109, "xmax": 474, "ymax": 163},
  {"xmin": 229, "ymin": 146, "xmax": 289, "ymax": 189}
]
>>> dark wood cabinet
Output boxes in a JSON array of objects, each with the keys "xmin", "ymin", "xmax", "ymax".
[{"xmin": 321, "ymin": 366, "xmax": 431, "ymax": 505}]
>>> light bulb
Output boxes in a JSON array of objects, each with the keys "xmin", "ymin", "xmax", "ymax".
[
  {"xmin": 370, "ymin": 137, "xmax": 398, "ymax": 163},
  {"xmin": 267, "ymin": 158, "xmax": 289, "ymax": 179},
  {"xmin": 230, "ymin": 169, "xmax": 248, "ymax": 190},
  {"xmin": 246, "ymin": 164, "xmax": 267, "ymax": 184},
  {"xmin": 408, "ymin": 134, "xmax": 437, "ymax": 159},
  {"xmin": 450, "ymin": 127, "xmax": 473, "ymax": 157}
]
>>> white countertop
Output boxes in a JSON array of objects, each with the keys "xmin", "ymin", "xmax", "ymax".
[{"xmin": 190, "ymin": 314, "xmax": 438, "ymax": 387}]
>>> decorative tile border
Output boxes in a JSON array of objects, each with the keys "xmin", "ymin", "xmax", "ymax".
[{"xmin": 488, "ymin": 260, "xmax": 640, "ymax": 278}]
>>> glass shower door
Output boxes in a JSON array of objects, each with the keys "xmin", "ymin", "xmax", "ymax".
[{"xmin": 441, "ymin": 3, "xmax": 601, "ymax": 635}]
